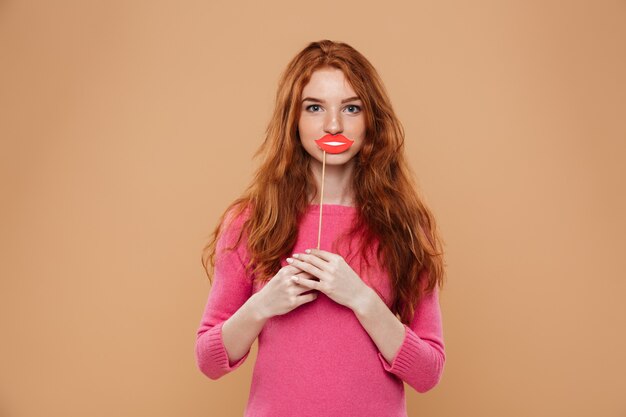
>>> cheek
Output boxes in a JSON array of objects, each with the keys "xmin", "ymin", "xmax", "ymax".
[
  {"xmin": 344, "ymin": 118, "xmax": 365, "ymax": 136},
  {"xmin": 298, "ymin": 116, "xmax": 315, "ymax": 135},
  {"xmin": 299, "ymin": 127, "xmax": 320, "ymax": 150},
  {"xmin": 297, "ymin": 124, "xmax": 316, "ymax": 151}
]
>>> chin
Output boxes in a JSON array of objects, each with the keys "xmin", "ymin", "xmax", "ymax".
[
  {"xmin": 312, "ymin": 151, "xmax": 354, "ymax": 165},
  {"xmin": 324, "ymin": 157, "xmax": 353, "ymax": 166}
]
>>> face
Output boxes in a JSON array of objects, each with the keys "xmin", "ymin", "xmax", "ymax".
[{"xmin": 297, "ymin": 67, "xmax": 366, "ymax": 166}]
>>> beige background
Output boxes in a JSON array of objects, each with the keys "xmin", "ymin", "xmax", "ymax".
[{"xmin": 1, "ymin": 1, "xmax": 625, "ymax": 416}]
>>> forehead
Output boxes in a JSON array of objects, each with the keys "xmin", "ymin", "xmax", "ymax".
[{"xmin": 301, "ymin": 67, "xmax": 357, "ymax": 97}]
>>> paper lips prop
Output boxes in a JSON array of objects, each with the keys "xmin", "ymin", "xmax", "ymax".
[{"xmin": 314, "ymin": 134, "xmax": 354, "ymax": 154}]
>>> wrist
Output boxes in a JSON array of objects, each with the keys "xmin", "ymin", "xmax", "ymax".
[
  {"xmin": 248, "ymin": 292, "xmax": 271, "ymax": 322},
  {"xmin": 352, "ymin": 285, "xmax": 375, "ymax": 318}
]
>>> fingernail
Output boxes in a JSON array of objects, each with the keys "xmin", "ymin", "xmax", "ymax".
[
  {"xmin": 305, "ymin": 249, "xmax": 311, "ymax": 254},
  {"xmin": 292, "ymin": 253, "xmax": 299, "ymax": 258},
  {"xmin": 286, "ymin": 257, "xmax": 293, "ymax": 263}
]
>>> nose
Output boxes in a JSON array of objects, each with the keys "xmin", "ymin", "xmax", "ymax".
[{"xmin": 323, "ymin": 111, "xmax": 343, "ymax": 135}]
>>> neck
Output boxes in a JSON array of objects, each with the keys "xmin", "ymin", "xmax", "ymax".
[{"xmin": 308, "ymin": 157, "xmax": 355, "ymax": 206}]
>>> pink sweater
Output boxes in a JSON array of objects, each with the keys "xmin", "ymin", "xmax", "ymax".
[{"xmin": 195, "ymin": 204, "xmax": 445, "ymax": 417}]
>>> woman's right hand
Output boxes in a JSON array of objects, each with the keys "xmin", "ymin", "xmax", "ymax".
[{"xmin": 253, "ymin": 265, "xmax": 319, "ymax": 319}]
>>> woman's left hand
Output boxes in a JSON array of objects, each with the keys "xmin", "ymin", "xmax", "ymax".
[{"xmin": 286, "ymin": 248, "xmax": 372, "ymax": 312}]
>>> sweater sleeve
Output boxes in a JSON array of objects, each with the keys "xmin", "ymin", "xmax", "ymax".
[
  {"xmin": 195, "ymin": 207, "xmax": 254, "ymax": 380},
  {"xmin": 377, "ymin": 270, "xmax": 446, "ymax": 393}
]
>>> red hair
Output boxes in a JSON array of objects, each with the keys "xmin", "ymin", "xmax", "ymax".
[{"xmin": 201, "ymin": 39, "xmax": 446, "ymax": 325}]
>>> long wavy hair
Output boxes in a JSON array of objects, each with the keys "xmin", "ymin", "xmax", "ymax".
[{"xmin": 201, "ymin": 39, "xmax": 446, "ymax": 325}]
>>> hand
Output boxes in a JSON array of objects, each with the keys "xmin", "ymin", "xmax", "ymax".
[
  {"xmin": 254, "ymin": 264, "xmax": 319, "ymax": 319},
  {"xmin": 286, "ymin": 248, "xmax": 371, "ymax": 312}
]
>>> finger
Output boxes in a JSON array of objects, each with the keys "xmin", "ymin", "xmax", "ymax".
[
  {"xmin": 291, "ymin": 275, "xmax": 322, "ymax": 291},
  {"xmin": 292, "ymin": 253, "xmax": 328, "ymax": 271},
  {"xmin": 291, "ymin": 273, "xmax": 319, "ymax": 292},
  {"xmin": 289, "ymin": 281, "xmax": 317, "ymax": 296},
  {"xmin": 296, "ymin": 291, "xmax": 318, "ymax": 305},
  {"xmin": 296, "ymin": 286, "xmax": 318, "ymax": 296},
  {"xmin": 281, "ymin": 264, "xmax": 304, "ymax": 275},
  {"xmin": 293, "ymin": 270, "xmax": 314, "ymax": 278},
  {"xmin": 286, "ymin": 257, "xmax": 324, "ymax": 278},
  {"xmin": 304, "ymin": 248, "xmax": 337, "ymax": 262}
]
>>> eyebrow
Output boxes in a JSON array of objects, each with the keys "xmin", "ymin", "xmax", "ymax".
[{"xmin": 301, "ymin": 96, "xmax": 362, "ymax": 104}]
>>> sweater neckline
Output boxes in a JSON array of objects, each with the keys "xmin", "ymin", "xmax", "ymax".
[{"xmin": 306, "ymin": 203, "xmax": 357, "ymax": 215}]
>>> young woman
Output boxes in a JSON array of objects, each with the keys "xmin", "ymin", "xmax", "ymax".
[{"xmin": 196, "ymin": 39, "xmax": 446, "ymax": 417}]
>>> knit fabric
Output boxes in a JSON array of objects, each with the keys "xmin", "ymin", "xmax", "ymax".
[{"xmin": 195, "ymin": 204, "xmax": 445, "ymax": 417}]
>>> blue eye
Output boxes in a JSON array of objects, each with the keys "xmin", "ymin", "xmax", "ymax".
[{"xmin": 304, "ymin": 104, "xmax": 362, "ymax": 113}]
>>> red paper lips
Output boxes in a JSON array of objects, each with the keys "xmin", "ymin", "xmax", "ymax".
[{"xmin": 314, "ymin": 134, "xmax": 354, "ymax": 154}]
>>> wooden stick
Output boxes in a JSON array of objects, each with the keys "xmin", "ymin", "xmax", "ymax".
[{"xmin": 317, "ymin": 150, "xmax": 326, "ymax": 250}]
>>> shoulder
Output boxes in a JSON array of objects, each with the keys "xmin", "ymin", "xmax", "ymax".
[{"xmin": 222, "ymin": 202, "xmax": 252, "ymax": 233}]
